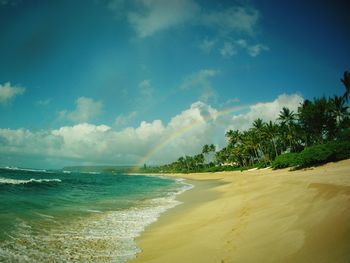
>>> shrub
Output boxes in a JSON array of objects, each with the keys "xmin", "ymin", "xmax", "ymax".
[
  {"xmin": 298, "ymin": 143, "xmax": 335, "ymax": 167},
  {"xmin": 255, "ymin": 161, "xmax": 270, "ymax": 169},
  {"xmin": 272, "ymin": 152, "xmax": 301, "ymax": 169},
  {"xmin": 331, "ymin": 140, "xmax": 350, "ymax": 161},
  {"xmin": 337, "ymin": 127, "xmax": 350, "ymax": 141},
  {"xmin": 297, "ymin": 140, "xmax": 350, "ymax": 167},
  {"xmin": 204, "ymin": 165, "xmax": 241, "ymax": 172},
  {"xmin": 273, "ymin": 140, "xmax": 350, "ymax": 169}
]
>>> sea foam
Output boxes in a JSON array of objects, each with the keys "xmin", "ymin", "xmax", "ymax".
[
  {"xmin": 3, "ymin": 167, "xmax": 48, "ymax": 173},
  {"xmin": 0, "ymin": 178, "xmax": 193, "ymax": 263},
  {"xmin": 0, "ymin": 177, "xmax": 61, "ymax": 185}
]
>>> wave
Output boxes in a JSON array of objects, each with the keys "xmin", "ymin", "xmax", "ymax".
[
  {"xmin": 0, "ymin": 179, "xmax": 192, "ymax": 263},
  {"xmin": 79, "ymin": 171, "xmax": 101, "ymax": 175},
  {"xmin": 0, "ymin": 177, "xmax": 62, "ymax": 185},
  {"xmin": 2, "ymin": 166, "xmax": 49, "ymax": 173}
]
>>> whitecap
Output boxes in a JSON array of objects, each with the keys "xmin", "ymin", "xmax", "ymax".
[
  {"xmin": 0, "ymin": 177, "xmax": 62, "ymax": 185},
  {"xmin": 0, "ymin": 177, "xmax": 193, "ymax": 263},
  {"xmin": 3, "ymin": 167, "xmax": 48, "ymax": 173}
]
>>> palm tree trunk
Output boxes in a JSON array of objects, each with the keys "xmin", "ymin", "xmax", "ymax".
[
  {"xmin": 253, "ymin": 147, "xmax": 259, "ymax": 163},
  {"xmin": 271, "ymin": 138, "xmax": 278, "ymax": 158}
]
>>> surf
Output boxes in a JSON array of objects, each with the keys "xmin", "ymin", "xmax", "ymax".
[{"xmin": 0, "ymin": 177, "xmax": 62, "ymax": 185}]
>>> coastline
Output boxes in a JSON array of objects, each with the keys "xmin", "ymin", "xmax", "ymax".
[{"xmin": 129, "ymin": 159, "xmax": 350, "ymax": 263}]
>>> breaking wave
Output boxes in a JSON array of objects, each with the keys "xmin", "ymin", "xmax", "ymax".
[{"xmin": 0, "ymin": 177, "xmax": 62, "ymax": 185}]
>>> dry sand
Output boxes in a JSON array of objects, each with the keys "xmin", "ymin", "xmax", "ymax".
[{"xmin": 130, "ymin": 159, "xmax": 350, "ymax": 263}]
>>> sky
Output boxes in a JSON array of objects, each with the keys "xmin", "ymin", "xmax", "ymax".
[{"xmin": 0, "ymin": 0, "xmax": 349, "ymax": 169}]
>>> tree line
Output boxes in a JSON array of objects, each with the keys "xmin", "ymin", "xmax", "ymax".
[{"xmin": 140, "ymin": 71, "xmax": 350, "ymax": 173}]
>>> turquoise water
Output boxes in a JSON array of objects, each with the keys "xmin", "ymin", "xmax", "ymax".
[{"xmin": 0, "ymin": 167, "xmax": 191, "ymax": 262}]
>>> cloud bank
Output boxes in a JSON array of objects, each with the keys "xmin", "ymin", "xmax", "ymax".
[
  {"xmin": 0, "ymin": 94, "xmax": 303, "ymax": 168},
  {"xmin": 229, "ymin": 94, "xmax": 304, "ymax": 131}
]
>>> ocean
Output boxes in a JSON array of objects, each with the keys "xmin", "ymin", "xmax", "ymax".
[{"xmin": 0, "ymin": 167, "xmax": 191, "ymax": 262}]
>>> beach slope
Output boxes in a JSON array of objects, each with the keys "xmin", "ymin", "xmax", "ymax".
[{"xmin": 130, "ymin": 159, "xmax": 350, "ymax": 263}]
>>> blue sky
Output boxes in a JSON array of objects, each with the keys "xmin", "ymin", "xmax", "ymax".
[{"xmin": 0, "ymin": 0, "xmax": 349, "ymax": 168}]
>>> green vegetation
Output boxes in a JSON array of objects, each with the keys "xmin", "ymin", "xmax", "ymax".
[
  {"xmin": 271, "ymin": 140, "xmax": 350, "ymax": 169},
  {"xmin": 139, "ymin": 71, "xmax": 350, "ymax": 173},
  {"xmin": 271, "ymin": 153, "xmax": 301, "ymax": 169}
]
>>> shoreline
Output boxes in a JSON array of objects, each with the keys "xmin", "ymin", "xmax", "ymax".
[{"xmin": 129, "ymin": 159, "xmax": 350, "ymax": 263}]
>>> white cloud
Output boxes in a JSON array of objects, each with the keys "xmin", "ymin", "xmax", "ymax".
[
  {"xmin": 247, "ymin": 43, "xmax": 269, "ymax": 57},
  {"xmin": 0, "ymin": 94, "xmax": 304, "ymax": 168},
  {"xmin": 36, "ymin": 98, "xmax": 51, "ymax": 106},
  {"xmin": 221, "ymin": 97, "xmax": 240, "ymax": 107},
  {"xmin": 0, "ymin": 128, "xmax": 63, "ymax": 157},
  {"xmin": 59, "ymin": 97, "xmax": 103, "ymax": 123},
  {"xmin": 123, "ymin": 1, "xmax": 259, "ymax": 39},
  {"xmin": 168, "ymin": 101, "xmax": 217, "ymax": 129},
  {"xmin": 127, "ymin": 0, "xmax": 200, "ymax": 38},
  {"xmin": 206, "ymin": 7, "xmax": 265, "ymax": 58},
  {"xmin": 0, "ymin": 82, "xmax": 25, "ymax": 105},
  {"xmin": 138, "ymin": 79, "xmax": 154, "ymax": 99},
  {"xmin": 220, "ymin": 42, "xmax": 237, "ymax": 57},
  {"xmin": 236, "ymin": 39, "xmax": 248, "ymax": 47},
  {"xmin": 0, "ymin": 101, "xmax": 219, "ymax": 167},
  {"xmin": 179, "ymin": 69, "xmax": 219, "ymax": 102},
  {"xmin": 199, "ymin": 38, "xmax": 216, "ymax": 53},
  {"xmin": 51, "ymin": 123, "xmax": 112, "ymax": 159},
  {"xmin": 201, "ymin": 6, "xmax": 259, "ymax": 36},
  {"xmin": 219, "ymin": 39, "xmax": 268, "ymax": 58},
  {"xmin": 182, "ymin": 69, "xmax": 219, "ymax": 88},
  {"xmin": 115, "ymin": 111, "xmax": 138, "ymax": 126},
  {"xmin": 107, "ymin": 0, "xmax": 266, "ymax": 58},
  {"xmin": 228, "ymin": 94, "xmax": 304, "ymax": 131}
]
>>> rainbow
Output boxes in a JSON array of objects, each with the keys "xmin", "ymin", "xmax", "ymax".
[{"xmin": 130, "ymin": 104, "xmax": 250, "ymax": 172}]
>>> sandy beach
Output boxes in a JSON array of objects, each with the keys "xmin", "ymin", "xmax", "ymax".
[{"xmin": 130, "ymin": 159, "xmax": 350, "ymax": 263}]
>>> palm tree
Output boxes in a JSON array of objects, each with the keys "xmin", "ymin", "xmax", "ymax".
[
  {"xmin": 202, "ymin": 144, "xmax": 210, "ymax": 155},
  {"xmin": 298, "ymin": 97, "xmax": 335, "ymax": 144},
  {"xmin": 278, "ymin": 107, "xmax": 296, "ymax": 127},
  {"xmin": 177, "ymin": 157, "xmax": 186, "ymax": 171},
  {"xmin": 240, "ymin": 130, "xmax": 259, "ymax": 165},
  {"xmin": 278, "ymin": 107, "xmax": 296, "ymax": 151},
  {"xmin": 252, "ymin": 118, "xmax": 264, "ymax": 130},
  {"xmin": 184, "ymin": 155, "xmax": 195, "ymax": 172},
  {"xmin": 265, "ymin": 121, "xmax": 279, "ymax": 158},
  {"xmin": 177, "ymin": 156, "xmax": 185, "ymax": 164},
  {"xmin": 225, "ymin": 129, "xmax": 239, "ymax": 143},
  {"xmin": 194, "ymin": 154, "xmax": 204, "ymax": 170},
  {"xmin": 330, "ymin": 95, "xmax": 349, "ymax": 125},
  {"xmin": 215, "ymin": 148, "xmax": 228, "ymax": 166},
  {"xmin": 252, "ymin": 118, "xmax": 270, "ymax": 163},
  {"xmin": 209, "ymin": 144, "xmax": 216, "ymax": 152},
  {"xmin": 341, "ymin": 71, "xmax": 350, "ymax": 102},
  {"xmin": 202, "ymin": 144, "xmax": 216, "ymax": 167}
]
